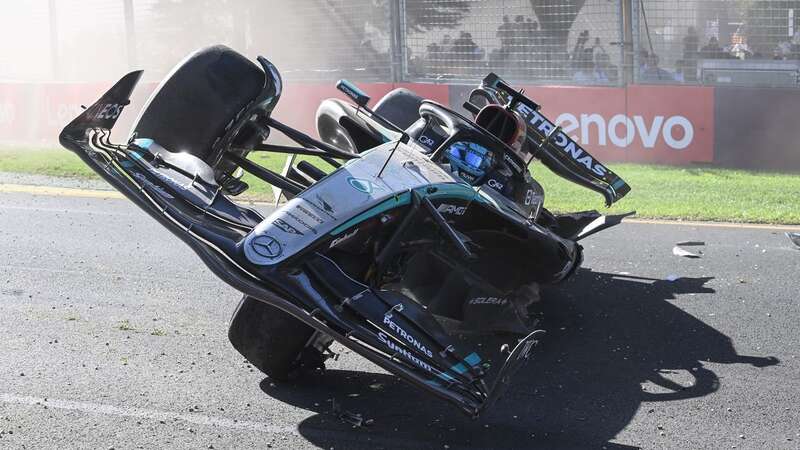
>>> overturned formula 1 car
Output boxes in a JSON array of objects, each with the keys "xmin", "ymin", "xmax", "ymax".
[{"xmin": 59, "ymin": 46, "xmax": 631, "ymax": 417}]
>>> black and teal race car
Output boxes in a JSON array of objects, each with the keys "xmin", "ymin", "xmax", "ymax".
[{"xmin": 59, "ymin": 45, "xmax": 630, "ymax": 417}]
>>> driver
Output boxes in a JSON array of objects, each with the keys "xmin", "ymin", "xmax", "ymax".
[
  {"xmin": 446, "ymin": 141, "xmax": 491, "ymax": 185},
  {"xmin": 447, "ymin": 141, "xmax": 514, "ymax": 198},
  {"xmin": 444, "ymin": 104, "xmax": 528, "ymax": 199},
  {"xmin": 446, "ymin": 141, "xmax": 516, "ymax": 198}
]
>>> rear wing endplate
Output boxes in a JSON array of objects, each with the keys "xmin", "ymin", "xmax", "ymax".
[{"xmin": 478, "ymin": 73, "xmax": 631, "ymax": 206}]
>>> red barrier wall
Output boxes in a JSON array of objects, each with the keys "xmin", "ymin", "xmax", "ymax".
[
  {"xmin": 10, "ymin": 79, "xmax": 791, "ymax": 171},
  {"xmin": 0, "ymin": 81, "xmax": 449, "ymax": 145},
  {"xmin": 0, "ymin": 81, "xmax": 158, "ymax": 145}
]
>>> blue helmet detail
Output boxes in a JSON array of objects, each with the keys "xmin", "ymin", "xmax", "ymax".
[{"xmin": 446, "ymin": 141, "xmax": 492, "ymax": 184}]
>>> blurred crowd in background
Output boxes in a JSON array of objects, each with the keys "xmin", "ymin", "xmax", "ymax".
[
  {"xmin": 5, "ymin": 0, "xmax": 800, "ymax": 88},
  {"xmin": 413, "ymin": 17, "xmax": 800, "ymax": 85},
  {"xmin": 415, "ymin": 16, "xmax": 619, "ymax": 84}
]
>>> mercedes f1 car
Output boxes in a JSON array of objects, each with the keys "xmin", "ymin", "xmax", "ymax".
[{"xmin": 59, "ymin": 45, "xmax": 631, "ymax": 417}]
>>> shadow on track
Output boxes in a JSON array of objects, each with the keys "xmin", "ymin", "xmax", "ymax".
[{"xmin": 259, "ymin": 269, "xmax": 778, "ymax": 449}]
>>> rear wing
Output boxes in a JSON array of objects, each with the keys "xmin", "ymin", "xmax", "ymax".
[{"xmin": 475, "ymin": 73, "xmax": 630, "ymax": 206}]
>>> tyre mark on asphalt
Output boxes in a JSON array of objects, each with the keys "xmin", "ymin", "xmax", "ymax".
[{"xmin": 0, "ymin": 393, "xmax": 299, "ymax": 435}]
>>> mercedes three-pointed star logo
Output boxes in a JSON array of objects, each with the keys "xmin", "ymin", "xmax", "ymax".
[{"xmin": 251, "ymin": 235, "xmax": 283, "ymax": 259}]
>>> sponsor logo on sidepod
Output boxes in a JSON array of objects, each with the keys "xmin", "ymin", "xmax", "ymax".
[
  {"xmin": 272, "ymin": 218, "xmax": 303, "ymax": 236},
  {"xmin": 437, "ymin": 204, "xmax": 467, "ymax": 216},
  {"xmin": 347, "ymin": 177, "xmax": 374, "ymax": 194},
  {"xmin": 378, "ymin": 332, "xmax": 434, "ymax": 373},
  {"xmin": 469, "ymin": 297, "xmax": 509, "ymax": 306},
  {"xmin": 329, "ymin": 228, "xmax": 358, "ymax": 248}
]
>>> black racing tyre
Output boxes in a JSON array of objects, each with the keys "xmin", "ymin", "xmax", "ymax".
[
  {"xmin": 130, "ymin": 45, "xmax": 264, "ymax": 163},
  {"xmin": 228, "ymin": 295, "xmax": 320, "ymax": 381},
  {"xmin": 373, "ymin": 88, "xmax": 423, "ymax": 130}
]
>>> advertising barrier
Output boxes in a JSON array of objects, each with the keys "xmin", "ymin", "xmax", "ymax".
[{"xmin": 0, "ymin": 79, "xmax": 796, "ymax": 171}]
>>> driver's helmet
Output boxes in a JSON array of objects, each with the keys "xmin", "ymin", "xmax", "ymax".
[
  {"xmin": 446, "ymin": 141, "xmax": 494, "ymax": 184},
  {"xmin": 475, "ymin": 104, "xmax": 527, "ymax": 159}
]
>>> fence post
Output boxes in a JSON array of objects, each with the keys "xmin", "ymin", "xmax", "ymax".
[
  {"xmin": 389, "ymin": 0, "xmax": 404, "ymax": 83},
  {"xmin": 231, "ymin": 0, "xmax": 249, "ymax": 55},
  {"xmin": 629, "ymin": 0, "xmax": 640, "ymax": 85},
  {"xmin": 620, "ymin": 0, "xmax": 634, "ymax": 86},
  {"xmin": 123, "ymin": 0, "xmax": 138, "ymax": 70},
  {"xmin": 48, "ymin": 0, "xmax": 59, "ymax": 79}
]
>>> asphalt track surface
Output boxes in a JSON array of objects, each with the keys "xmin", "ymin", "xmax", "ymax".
[{"xmin": 1, "ymin": 190, "xmax": 799, "ymax": 449}]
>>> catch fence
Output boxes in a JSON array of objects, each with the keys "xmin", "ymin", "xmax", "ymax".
[
  {"xmin": 2, "ymin": 0, "xmax": 800, "ymax": 88},
  {"xmin": 402, "ymin": 0, "xmax": 624, "ymax": 85},
  {"xmin": 633, "ymin": 0, "xmax": 800, "ymax": 87}
]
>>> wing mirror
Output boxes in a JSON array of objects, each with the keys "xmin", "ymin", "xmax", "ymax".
[{"xmin": 336, "ymin": 79, "xmax": 371, "ymax": 107}]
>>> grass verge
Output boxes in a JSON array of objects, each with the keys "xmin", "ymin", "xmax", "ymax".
[{"xmin": 2, "ymin": 147, "xmax": 799, "ymax": 224}]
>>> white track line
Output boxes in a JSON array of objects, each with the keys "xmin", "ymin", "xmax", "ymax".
[
  {"xmin": 625, "ymin": 218, "xmax": 800, "ymax": 231},
  {"xmin": 0, "ymin": 393, "xmax": 298, "ymax": 435}
]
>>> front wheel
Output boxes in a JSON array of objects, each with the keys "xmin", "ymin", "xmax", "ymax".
[
  {"xmin": 131, "ymin": 45, "xmax": 264, "ymax": 164},
  {"xmin": 228, "ymin": 295, "xmax": 325, "ymax": 381}
]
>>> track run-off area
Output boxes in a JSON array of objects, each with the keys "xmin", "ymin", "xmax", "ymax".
[{"xmin": 0, "ymin": 188, "xmax": 798, "ymax": 449}]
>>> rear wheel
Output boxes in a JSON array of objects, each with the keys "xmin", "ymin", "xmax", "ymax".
[
  {"xmin": 315, "ymin": 100, "xmax": 360, "ymax": 154},
  {"xmin": 228, "ymin": 295, "xmax": 324, "ymax": 381},
  {"xmin": 315, "ymin": 88, "xmax": 424, "ymax": 154},
  {"xmin": 374, "ymin": 88, "xmax": 423, "ymax": 130}
]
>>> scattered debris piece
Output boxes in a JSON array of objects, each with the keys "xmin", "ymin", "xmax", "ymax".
[
  {"xmin": 786, "ymin": 232, "xmax": 800, "ymax": 249},
  {"xmin": 673, "ymin": 246, "xmax": 701, "ymax": 258},
  {"xmin": 116, "ymin": 320, "xmax": 135, "ymax": 331},
  {"xmin": 672, "ymin": 240, "xmax": 705, "ymax": 258},
  {"xmin": 330, "ymin": 399, "xmax": 372, "ymax": 428},
  {"xmin": 665, "ymin": 275, "xmax": 680, "ymax": 282},
  {"xmin": 339, "ymin": 409, "xmax": 365, "ymax": 427}
]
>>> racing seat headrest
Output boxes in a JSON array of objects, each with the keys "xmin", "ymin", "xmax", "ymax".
[{"xmin": 475, "ymin": 104, "xmax": 526, "ymax": 149}]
